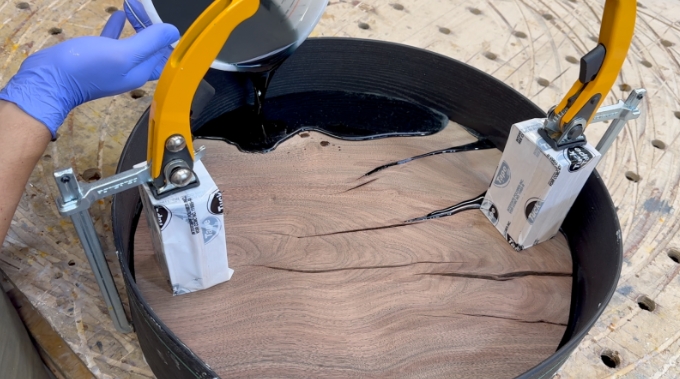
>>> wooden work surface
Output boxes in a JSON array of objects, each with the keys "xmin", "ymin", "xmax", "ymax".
[
  {"xmin": 1, "ymin": 0, "xmax": 679, "ymax": 378},
  {"xmin": 134, "ymin": 127, "xmax": 572, "ymax": 378}
]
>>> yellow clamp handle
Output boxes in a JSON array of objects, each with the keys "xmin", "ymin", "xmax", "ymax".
[
  {"xmin": 553, "ymin": 0, "xmax": 636, "ymax": 131},
  {"xmin": 147, "ymin": 0, "xmax": 260, "ymax": 180}
]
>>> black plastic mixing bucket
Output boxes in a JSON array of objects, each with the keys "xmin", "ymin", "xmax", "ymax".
[{"xmin": 112, "ymin": 38, "xmax": 621, "ymax": 379}]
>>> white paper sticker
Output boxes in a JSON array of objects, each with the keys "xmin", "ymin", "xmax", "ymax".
[
  {"xmin": 139, "ymin": 160, "xmax": 233, "ymax": 295},
  {"xmin": 482, "ymin": 119, "xmax": 602, "ymax": 250}
]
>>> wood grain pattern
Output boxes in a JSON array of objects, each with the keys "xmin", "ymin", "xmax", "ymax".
[
  {"xmin": 134, "ymin": 124, "xmax": 572, "ymax": 378},
  {"xmin": 2, "ymin": 0, "xmax": 679, "ymax": 377}
]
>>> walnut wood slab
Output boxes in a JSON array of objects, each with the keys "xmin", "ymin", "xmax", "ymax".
[{"xmin": 133, "ymin": 123, "xmax": 572, "ymax": 378}]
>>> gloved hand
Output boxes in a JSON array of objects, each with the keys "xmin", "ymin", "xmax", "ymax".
[
  {"xmin": 124, "ymin": 0, "xmax": 174, "ymax": 80},
  {"xmin": 0, "ymin": 11, "xmax": 179, "ymax": 139}
]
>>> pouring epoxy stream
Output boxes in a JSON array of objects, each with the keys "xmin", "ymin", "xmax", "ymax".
[{"xmin": 481, "ymin": 0, "xmax": 644, "ymax": 250}]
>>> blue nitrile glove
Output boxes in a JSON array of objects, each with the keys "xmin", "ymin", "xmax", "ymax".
[
  {"xmin": 124, "ymin": 0, "xmax": 174, "ymax": 80},
  {"xmin": 0, "ymin": 11, "xmax": 179, "ymax": 139}
]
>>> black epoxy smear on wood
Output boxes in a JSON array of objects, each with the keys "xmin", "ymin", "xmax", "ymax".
[
  {"xmin": 193, "ymin": 91, "xmax": 449, "ymax": 153},
  {"xmin": 363, "ymin": 139, "xmax": 495, "ymax": 177},
  {"xmin": 405, "ymin": 193, "xmax": 486, "ymax": 223}
]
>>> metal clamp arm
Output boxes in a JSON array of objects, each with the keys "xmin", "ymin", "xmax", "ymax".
[
  {"xmin": 55, "ymin": 165, "xmax": 151, "ymax": 216},
  {"xmin": 595, "ymin": 88, "xmax": 645, "ymax": 154}
]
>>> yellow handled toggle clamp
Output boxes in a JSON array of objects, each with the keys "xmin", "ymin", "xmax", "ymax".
[
  {"xmin": 146, "ymin": 0, "xmax": 260, "ymax": 197},
  {"xmin": 540, "ymin": 0, "xmax": 636, "ymax": 149}
]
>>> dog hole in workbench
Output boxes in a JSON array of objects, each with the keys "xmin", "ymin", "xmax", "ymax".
[
  {"xmin": 390, "ymin": 3, "xmax": 404, "ymax": 10},
  {"xmin": 358, "ymin": 22, "xmax": 370, "ymax": 30},
  {"xmin": 660, "ymin": 39, "xmax": 674, "ymax": 47},
  {"xmin": 82, "ymin": 168, "xmax": 102, "ymax": 182},
  {"xmin": 674, "ymin": 111, "xmax": 680, "ymax": 120},
  {"xmin": 641, "ymin": 60, "xmax": 653, "ymax": 68},
  {"xmin": 625, "ymin": 171, "xmax": 641, "ymax": 182},
  {"xmin": 537, "ymin": 78, "xmax": 550, "ymax": 87},
  {"xmin": 48, "ymin": 27, "xmax": 63, "ymax": 35},
  {"xmin": 513, "ymin": 31, "xmax": 527, "ymax": 38},
  {"xmin": 636, "ymin": 295, "xmax": 656, "ymax": 312},
  {"xmin": 637, "ymin": 2, "xmax": 646, "ymax": 8},
  {"xmin": 16, "ymin": 2, "xmax": 30, "ymax": 9},
  {"xmin": 651, "ymin": 140, "xmax": 666, "ymax": 149},
  {"xmin": 589, "ymin": 35, "xmax": 598, "ymax": 42},
  {"xmin": 105, "ymin": 6, "xmax": 118, "ymax": 14},
  {"xmin": 438, "ymin": 27, "xmax": 451, "ymax": 35},
  {"xmin": 600, "ymin": 349, "xmax": 621, "ymax": 368},
  {"xmin": 68, "ymin": 260, "xmax": 75, "ymax": 266},
  {"xmin": 468, "ymin": 7, "xmax": 482, "ymax": 15},
  {"xmin": 130, "ymin": 89, "xmax": 147, "ymax": 99},
  {"xmin": 565, "ymin": 56, "xmax": 578, "ymax": 64},
  {"xmin": 668, "ymin": 249, "xmax": 680, "ymax": 264},
  {"xmin": 542, "ymin": 13, "xmax": 554, "ymax": 21},
  {"xmin": 484, "ymin": 52, "xmax": 497, "ymax": 60},
  {"xmin": 619, "ymin": 83, "xmax": 632, "ymax": 91}
]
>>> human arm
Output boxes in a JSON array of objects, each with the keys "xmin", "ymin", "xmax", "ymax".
[
  {"xmin": 0, "ymin": 12, "xmax": 178, "ymax": 244},
  {"xmin": 0, "ymin": 101, "xmax": 52, "ymax": 244}
]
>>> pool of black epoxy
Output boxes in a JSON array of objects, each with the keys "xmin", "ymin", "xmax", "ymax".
[{"xmin": 193, "ymin": 90, "xmax": 450, "ymax": 153}]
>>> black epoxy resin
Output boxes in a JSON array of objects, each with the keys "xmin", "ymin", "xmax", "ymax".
[
  {"xmin": 194, "ymin": 72, "xmax": 488, "ymax": 221},
  {"xmin": 194, "ymin": 90, "xmax": 450, "ymax": 152}
]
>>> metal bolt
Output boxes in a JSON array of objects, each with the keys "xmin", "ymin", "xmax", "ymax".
[
  {"xmin": 567, "ymin": 124, "xmax": 584, "ymax": 140},
  {"xmin": 165, "ymin": 135, "xmax": 186, "ymax": 153},
  {"xmin": 169, "ymin": 168, "xmax": 193, "ymax": 187}
]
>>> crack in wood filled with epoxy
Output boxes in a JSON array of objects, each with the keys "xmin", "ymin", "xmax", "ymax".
[
  {"xmin": 297, "ymin": 194, "xmax": 487, "ymax": 239},
  {"xmin": 341, "ymin": 177, "xmax": 379, "ymax": 193},
  {"xmin": 362, "ymin": 139, "xmax": 495, "ymax": 177},
  {"xmin": 418, "ymin": 313, "xmax": 568, "ymax": 327},
  {"xmin": 314, "ymin": 140, "xmax": 494, "ymax": 237},
  {"xmin": 417, "ymin": 270, "xmax": 572, "ymax": 281},
  {"xmin": 405, "ymin": 193, "xmax": 486, "ymax": 223},
  {"xmin": 297, "ymin": 222, "xmax": 411, "ymax": 238},
  {"xmin": 253, "ymin": 261, "xmax": 469, "ymax": 274}
]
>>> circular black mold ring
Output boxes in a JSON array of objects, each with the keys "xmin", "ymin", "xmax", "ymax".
[{"xmin": 112, "ymin": 38, "xmax": 622, "ymax": 379}]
